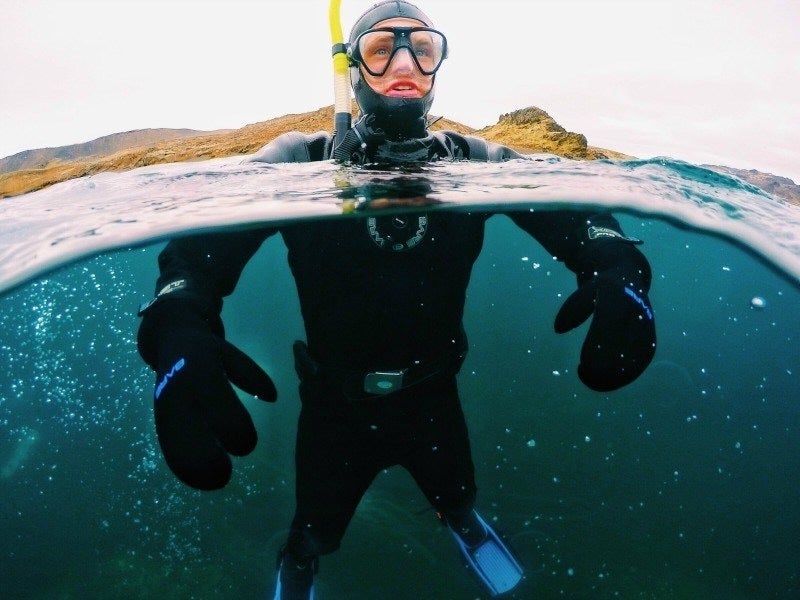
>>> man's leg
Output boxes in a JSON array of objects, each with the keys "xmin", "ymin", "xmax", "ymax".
[
  {"xmin": 402, "ymin": 378, "xmax": 478, "ymax": 519},
  {"xmin": 403, "ymin": 378, "xmax": 523, "ymax": 596},
  {"xmin": 275, "ymin": 388, "xmax": 379, "ymax": 600}
]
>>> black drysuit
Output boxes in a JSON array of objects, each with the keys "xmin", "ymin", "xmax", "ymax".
[{"xmin": 152, "ymin": 129, "xmax": 642, "ymax": 557}]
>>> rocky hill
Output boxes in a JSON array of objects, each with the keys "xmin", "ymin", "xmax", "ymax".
[
  {"xmin": 0, "ymin": 128, "xmax": 224, "ymax": 175},
  {"xmin": 477, "ymin": 107, "xmax": 630, "ymax": 160},
  {"xmin": 1, "ymin": 105, "xmax": 796, "ymax": 206}
]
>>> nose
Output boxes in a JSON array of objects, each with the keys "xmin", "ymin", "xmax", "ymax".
[{"xmin": 387, "ymin": 47, "xmax": 415, "ymax": 73}]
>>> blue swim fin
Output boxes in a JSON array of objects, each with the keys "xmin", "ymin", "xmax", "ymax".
[
  {"xmin": 273, "ymin": 552, "xmax": 316, "ymax": 600},
  {"xmin": 448, "ymin": 510, "xmax": 524, "ymax": 596}
]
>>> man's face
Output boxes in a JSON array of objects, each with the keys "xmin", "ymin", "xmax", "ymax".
[{"xmin": 358, "ymin": 17, "xmax": 434, "ymax": 98}]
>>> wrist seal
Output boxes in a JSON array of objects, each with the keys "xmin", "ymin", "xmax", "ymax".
[{"xmin": 138, "ymin": 279, "xmax": 189, "ymax": 316}]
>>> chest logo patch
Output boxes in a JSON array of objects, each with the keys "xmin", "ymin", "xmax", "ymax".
[{"xmin": 367, "ymin": 214, "xmax": 428, "ymax": 252}]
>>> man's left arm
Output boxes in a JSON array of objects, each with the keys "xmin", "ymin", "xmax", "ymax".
[{"xmin": 509, "ymin": 210, "xmax": 656, "ymax": 391}]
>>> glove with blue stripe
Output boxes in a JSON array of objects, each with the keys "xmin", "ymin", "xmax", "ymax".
[
  {"xmin": 555, "ymin": 239, "xmax": 656, "ymax": 391},
  {"xmin": 137, "ymin": 289, "xmax": 276, "ymax": 490}
]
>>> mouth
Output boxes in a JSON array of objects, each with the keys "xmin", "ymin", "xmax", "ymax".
[{"xmin": 385, "ymin": 81, "xmax": 421, "ymax": 98}]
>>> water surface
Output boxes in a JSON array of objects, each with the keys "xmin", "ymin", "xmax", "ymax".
[{"xmin": 1, "ymin": 156, "xmax": 798, "ymax": 598}]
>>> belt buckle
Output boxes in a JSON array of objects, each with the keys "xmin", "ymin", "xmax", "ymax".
[{"xmin": 364, "ymin": 370, "xmax": 406, "ymax": 395}]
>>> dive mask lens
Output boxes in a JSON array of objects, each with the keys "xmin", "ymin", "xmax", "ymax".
[{"xmin": 351, "ymin": 27, "xmax": 447, "ymax": 77}]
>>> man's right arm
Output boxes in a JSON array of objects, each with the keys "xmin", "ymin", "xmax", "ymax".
[
  {"xmin": 134, "ymin": 130, "xmax": 332, "ymax": 490},
  {"xmin": 152, "ymin": 129, "xmax": 333, "ymax": 306},
  {"xmin": 153, "ymin": 228, "xmax": 274, "ymax": 312},
  {"xmin": 136, "ymin": 227, "xmax": 278, "ymax": 491}
]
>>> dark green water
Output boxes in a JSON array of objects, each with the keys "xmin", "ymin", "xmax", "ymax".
[{"xmin": 1, "ymin": 213, "xmax": 798, "ymax": 599}]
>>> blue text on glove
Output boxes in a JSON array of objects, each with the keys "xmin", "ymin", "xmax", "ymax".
[
  {"xmin": 155, "ymin": 358, "xmax": 186, "ymax": 400},
  {"xmin": 624, "ymin": 287, "xmax": 653, "ymax": 320}
]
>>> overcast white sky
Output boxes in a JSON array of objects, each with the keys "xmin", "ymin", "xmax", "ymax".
[{"xmin": 2, "ymin": 0, "xmax": 798, "ymax": 182}]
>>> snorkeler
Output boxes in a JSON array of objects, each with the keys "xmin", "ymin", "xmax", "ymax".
[{"xmin": 136, "ymin": 1, "xmax": 657, "ymax": 598}]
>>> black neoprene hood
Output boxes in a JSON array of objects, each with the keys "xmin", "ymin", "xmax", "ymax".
[
  {"xmin": 348, "ymin": 1, "xmax": 441, "ymax": 132},
  {"xmin": 349, "ymin": 0, "xmax": 434, "ymax": 40}
]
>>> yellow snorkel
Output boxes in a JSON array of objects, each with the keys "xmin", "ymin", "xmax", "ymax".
[{"xmin": 329, "ymin": 0, "xmax": 352, "ymax": 152}]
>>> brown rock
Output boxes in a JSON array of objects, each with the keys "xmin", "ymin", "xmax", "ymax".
[
  {"xmin": 477, "ymin": 107, "xmax": 586, "ymax": 159},
  {"xmin": 476, "ymin": 107, "xmax": 633, "ymax": 160}
]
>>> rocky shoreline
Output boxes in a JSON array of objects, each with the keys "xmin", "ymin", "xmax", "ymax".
[{"xmin": 1, "ymin": 105, "xmax": 797, "ymax": 205}]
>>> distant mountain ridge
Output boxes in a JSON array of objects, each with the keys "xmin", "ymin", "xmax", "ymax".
[
  {"xmin": 0, "ymin": 128, "xmax": 230, "ymax": 175},
  {"xmin": 701, "ymin": 164, "xmax": 800, "ymax": 205},
  {"xmin": 1, "ymin": 106, "xmax": 797, "ymax": 206}
]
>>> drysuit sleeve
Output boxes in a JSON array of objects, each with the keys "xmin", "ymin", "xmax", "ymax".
[
  {"xmin": 248, "ymin": 131, "xmax": 333, "ymax": 164},
  {"xmin": 507, "ymin": 210, "xmax": 648, "ymax": 277},
  {"xmin": 151, "ymin": 228, "xmax": 276, "ymax": 313},
  {"xmin": 147, "ymin": 131, "xmax": 333, "ymax": 312}
]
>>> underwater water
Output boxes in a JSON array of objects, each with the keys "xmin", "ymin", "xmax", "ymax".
[{"xmin": 0, "ymin": 156, "xmax": 798, "ymax": 599}]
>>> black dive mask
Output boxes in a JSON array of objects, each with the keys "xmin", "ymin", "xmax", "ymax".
[{"xmin": 348, "ymin": 27, "xmax": 447, "ymax": 77}]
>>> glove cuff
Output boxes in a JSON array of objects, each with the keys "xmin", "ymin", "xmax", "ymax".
[
  {"xmin": 137, "ymin": 280, "xmax": 224, "ymax": 369},
  {"xmin": 570, "ymin": 239, "xmax": 652, "ymax": 292},
  {"xmin": 138, "ymin": 278, "xmax": 222, "ymax": 317}
]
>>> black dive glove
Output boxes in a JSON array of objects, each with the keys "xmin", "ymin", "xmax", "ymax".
[
  {"xmin": 137, "ymin": 296, "xmax": 276, "ymax": 490},
  {"xmin": 555, "ymin": 240, "xmax": 656, "ymax": 391}
]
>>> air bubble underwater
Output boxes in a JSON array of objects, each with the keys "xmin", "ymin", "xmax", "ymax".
[{"xmin": 0, "ymin": 251, "xmax": 238, "ymax": 576}]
